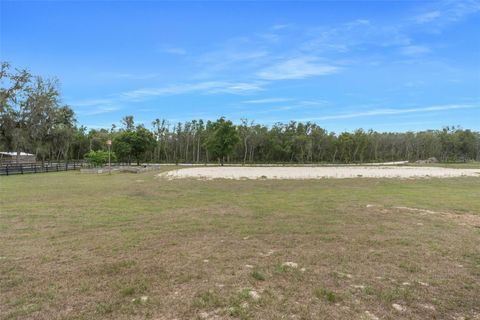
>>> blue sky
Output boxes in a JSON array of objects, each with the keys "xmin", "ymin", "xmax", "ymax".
[{"xmin": 1, "ymin": 0, "xmax": 479, "ymax": 132}]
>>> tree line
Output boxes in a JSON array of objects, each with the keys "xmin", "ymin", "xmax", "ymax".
[
  {"xmin": 1, "ymin": 62, "xmax": 479, "ymax": 164},
  {"xmin": 0, "ymin": 62, "xmax": 75, "ymax": 162}
]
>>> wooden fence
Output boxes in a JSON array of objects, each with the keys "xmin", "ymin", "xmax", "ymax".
[{"xmin": 0, "ymin": 162, "xmax": 83, "ymax": 176}]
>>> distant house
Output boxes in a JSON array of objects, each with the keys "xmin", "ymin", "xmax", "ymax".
[{"xmin": 0, "ymin": 152, "xmax": 36, "ymax": 164}]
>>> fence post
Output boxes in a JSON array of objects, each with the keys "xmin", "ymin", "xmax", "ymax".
[
  {"xmin": 5, "ymin": 165, "xmax": 8, "ymax": 176},
  {"xmin": 34, "ymin": 164, "xmax": 37, "ymax": 173},
  {"xmin": 21, "ymin": 165, "xmax": 23, "ymax": 174}
]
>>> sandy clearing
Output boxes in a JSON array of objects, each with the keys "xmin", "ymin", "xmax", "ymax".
[
  {"xmin": 158, "ymin": 166, "xmax": 480, "ymax": 180},
  {"xmin": 154, "ymin": 160, "xmax": 409, "ymax": 166}
]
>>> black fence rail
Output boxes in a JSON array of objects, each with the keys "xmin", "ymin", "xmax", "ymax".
[{"xmin": 0, "ymin": 162, "xmax": 83, "ymax": 176}]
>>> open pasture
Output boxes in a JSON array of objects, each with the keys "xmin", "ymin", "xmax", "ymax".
[{"xmin": 1, "ymin": 167, "xmax": 479, "ymax": 320}]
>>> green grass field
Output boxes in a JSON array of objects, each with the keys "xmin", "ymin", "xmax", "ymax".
[{"xmin": 1, "ymin": 168, "xmax": 479, "ymax": 319}]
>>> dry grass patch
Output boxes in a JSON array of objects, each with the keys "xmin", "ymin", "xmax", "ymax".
[{"xmin": 1, "ymin": 170, "xmax": 479, "ymax": 319}]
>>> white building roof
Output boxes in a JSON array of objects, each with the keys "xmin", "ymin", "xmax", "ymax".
[{"xmin": 0, "ymin": 152, "xmax": 35, "ymax": 156}]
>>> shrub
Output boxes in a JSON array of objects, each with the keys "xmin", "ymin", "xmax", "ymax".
[
  {"xmin": 314, "ymin": 288, "xmax": 339, "ymax": 303},
  {"xmin": 192, "ymin": 290, "xmax": 223, "ymax": 309},
  {"xmin": 84, "ymin": 150, "xmax": 115, "ymax": 167},
  {"xmin": 251, "ymin": 270, "xmax": 266, "ymax": 281}
]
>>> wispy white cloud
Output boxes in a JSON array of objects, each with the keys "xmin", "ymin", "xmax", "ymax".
[
  {"xmin": 69, "ymin": 96, "xmax": 122, "ymax": 116},
  {"xmin": 257, "ymin": 57, "xmax": 339, "ymax": 80},
  {"xmin": 67, "ymin": 96, "xmax": 119, "ymax": 119},
  {"xmin": 243, "ymin": 98, "xmax": 291, "ymax": 104},
  {"xmin": 71, "ymin": 5, "xmax": 478, "ymax": 123},
  {"xmin": 72, "ymin": 80, "xmax": 266, "ymax": 114},
  {"xmin": 123, "ymin": 81, "xmax": 265, "ymax": 100},
  {"xmin": 271, "ymin": 24, "xmax": 291, "ymax": 30},
  {"xmin": 255, "ymin": 105, "xmax": 295, "ymax": 114},
  {"xmin": 400, "ymin": 45, "xmax": 431, "ymax": 56},
  {"xmin": 219, "ymin": 82, "xmax": 265, "ymax": 94},
  {"xmin": 403, "ymin": 80, "xmax": 426, "ymax": 88},
  {"xmin": 304, "ymin": 20, "xmax": 411, "ymax": 54},
  {"xmin": 81, "ymin": 107, "xmax": 121, "ymax": 116},
  {"xmin": 414, "ymin": 0, "xmax": 480, "ymax": 26},
  {"xmin": 298, "ymin": 100, "xmax": 329, "ymax": 106},
  {"xmin": 95, "ymin": 72, "xmax": 159, "ymax": 80},
  {"xmin": 160, "ymin": 46, "xmax": 187, "ymax": 55},
  {"xmin": 69, "ymin": 98, "xmax": 117, "ymax": 107},
  {"xmin": 303, "ymin": 1, "xmax": 477, "ymax": 59},
  {"xmin": 309, "ymin": 104, "xmax": 475, "ymax": 121},
  {"xmin": 415, "ymin": 11, "xmax": 442, "ymax": 23},
  {"xmin": 232, "ymin": 103, "xmax": 311, "ymax": 117},
  {"xmin": 197, "ymin": 48, "xmax": 269, "ymax": 74}
]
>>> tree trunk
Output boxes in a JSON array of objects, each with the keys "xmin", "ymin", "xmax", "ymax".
[
  {"xmin": 197, "ymin": 137, "xmax": 200, "ymax": 163},
  {"xmin": 243, "ymin": 137, "xmax": 248, "ymax": 164}
]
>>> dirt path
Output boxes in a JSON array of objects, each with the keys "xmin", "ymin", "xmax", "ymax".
[{"xmin": 159, "ymin": 166, "xmax": 480, "ymax": 180}]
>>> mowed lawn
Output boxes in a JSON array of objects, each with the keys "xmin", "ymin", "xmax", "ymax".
[{"xmin": 1, "ymin": 168, "xmax": 479, "ymax": 320}]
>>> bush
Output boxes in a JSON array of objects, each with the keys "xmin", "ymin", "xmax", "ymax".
[
  {"xmin": 251, "ymin": 270, "xmax": 266, "ymax": 281},
  {"xmin": 314, "ymin": 287, "xmax": 339, "ymax": 303},
  {"xmin": 84, "ymin": 150, "xmax": 115, "ymax": 167}
]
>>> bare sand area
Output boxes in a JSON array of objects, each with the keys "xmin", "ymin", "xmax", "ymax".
[{"xmin": 159, "ymin": 166, "xmax": 480, "ymax": 180}]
